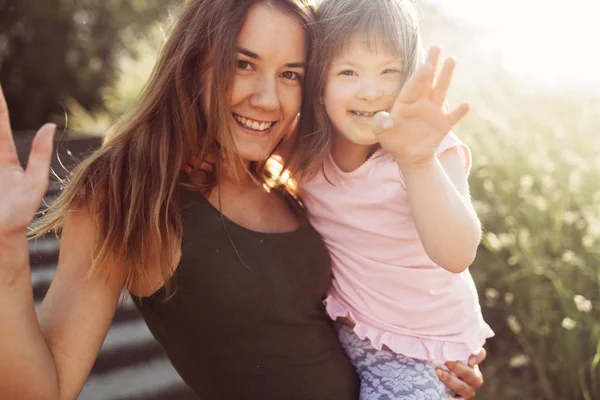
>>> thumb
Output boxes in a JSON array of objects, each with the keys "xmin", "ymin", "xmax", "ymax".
[{"xmin": 371, "ymin": 111, "xmax": 394, "ymax": 136}]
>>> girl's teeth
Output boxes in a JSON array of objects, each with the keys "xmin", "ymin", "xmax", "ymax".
[
  {"xmin": 245, "ymin": 120, "xmax": 253, "ymax": 128},
  {"xmin": 241, "ymin": 117, "xmax": 247, "ymax": 124},
  {"xmin": 259, "ymin": 122, "xmax": 266, "ymax": 130},
  {"xmin": 252, "ymin": 121, "xmax": 259, "ymax": 130}
]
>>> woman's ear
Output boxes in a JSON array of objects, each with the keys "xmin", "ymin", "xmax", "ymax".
[{"xmin": 285, "ymin": 113, "xmax": 301, "ymax": 140}]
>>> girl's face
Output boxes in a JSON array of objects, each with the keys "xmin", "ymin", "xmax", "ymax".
[
  {"xmin": 323, "ymin": 35, "xmax": 404, "ymax": 147},
  {"xmin": 204, "ymin": 3, "xmax": 307, "ymax": 163}
]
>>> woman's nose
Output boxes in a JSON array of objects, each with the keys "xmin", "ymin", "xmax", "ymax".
[{"xmin": 249, "ymin": 74, "xmax": 278, "ymax": 111}]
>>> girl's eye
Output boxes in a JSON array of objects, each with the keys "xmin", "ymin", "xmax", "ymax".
[
  {"xmin": 339, "ymin": 70, "xmax": 357, "ymax": 76},
  {"xmin": 236, "ymin": 60, "xmax": 253, "ymax": 70},
  {"xmin": 282, "ymin": 71, "xmax": 302, "ymax": 81},
  {"xmin": 382, "ymin": 69, "xmax": 402, "ymax": 75}
]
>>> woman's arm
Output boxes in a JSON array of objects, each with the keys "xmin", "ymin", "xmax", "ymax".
[
  {"xmin": 0, "ymin": 88, "xmax": 125, "ymax": 400},
  {"xmin": 1, "ymin": 211, "xmax": 126, "ymax": 400}
]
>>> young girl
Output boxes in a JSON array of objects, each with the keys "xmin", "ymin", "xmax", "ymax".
[{"xmin": 300, "ymin": 0, "xmax": 494, "ymax": 398}]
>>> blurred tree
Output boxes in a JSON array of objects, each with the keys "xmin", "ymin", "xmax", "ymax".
[{"xmin": 0, "ymin": 0, "xmax": 179, "ymax": 132}]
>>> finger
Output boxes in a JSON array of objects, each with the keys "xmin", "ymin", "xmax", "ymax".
[
  {"xmin": 431, "ymin": 57, "xmax": 456, "ymax": 106},
  {"xmin": 0, "ymin": 83, "xmax": 18, "ymax": 165},
  {"xmin": 417, "ymin": 46, "xmax": 441, "ymax": 98},
  {"xmin": 370, "ymin": 111, "xmax": 394, "ymax": 137},
  {"xmin": 395, "ymin": 62, "xmax": 434, "ymax": 106},
  {"xmin": 25, "ymin": 123, "xmax": 55, "ymax": 190},
  {"xmin": 395, "ymin": 46, "xmax": 440, "ymax": 106},
  {"xmin": 468, "ymin": 348, "xmax": 487, "ymax": 367},
  {"xmin": 425, "ymin": 45, "xmax": 442, "ymax": 80},
  {"xmin": 445, "ymin": 360, "xmax": 484, "ymax": 390},
  {"xmin": 436, "ymin": 368, "xmax": 476, "ymax": 399},
  {"xmin": 446, "ymin": 101, "xmax": 470, "ymax": 127}
]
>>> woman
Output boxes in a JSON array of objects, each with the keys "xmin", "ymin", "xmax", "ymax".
[{"xmin": 0, "ymin": 0, "xmax": 485, "ymax": 399}]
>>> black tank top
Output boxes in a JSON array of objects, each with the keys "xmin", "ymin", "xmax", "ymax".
[{"xmin": 131, "ymin": 188, "xmax": 359, "ymax": 400}]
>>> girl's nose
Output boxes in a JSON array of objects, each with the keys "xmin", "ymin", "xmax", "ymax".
[{"xmin": 356, "ymin": 77, "xmax": 383, "ymax": 102}]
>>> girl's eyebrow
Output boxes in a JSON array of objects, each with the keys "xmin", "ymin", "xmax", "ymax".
[
  {"xmin": 237, "ymin": 47, "xmax": 305, "ymax": 69},
  {"xmin": 332, "ymin": 58, "xmax": 402, "ymax": 68}
]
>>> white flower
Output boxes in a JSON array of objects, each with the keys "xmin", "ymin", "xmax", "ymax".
[
  {"xmin": 509, "ymin": 354, "xmax": 530, "ymax": 368},
  {"xmin": 574, "ymin": 295, "xmax": 592, "ymax": 313},
  {"xmin": 485, "ymin": 288, "xmax": 499, "ymax": 300},
  {"xmin": 504, "ymin": 292, "xmax": 515, "ymax": 305},
  {"xmin": 561, "ymin": 317, "xmax": 577, "ymax": 330},
  {"xmin": 507, "ymin": 315, "xmax": 521, "ymax": 334}
]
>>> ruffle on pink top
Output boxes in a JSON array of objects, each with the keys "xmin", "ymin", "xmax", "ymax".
[{"xmin": 325, "ymin": 295, "xmax": 494, "ymax": 364}]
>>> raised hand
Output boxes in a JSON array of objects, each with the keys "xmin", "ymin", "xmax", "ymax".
[
  {"xmin": 372, "ymin": 46, "xmax": 470, "ymax": 168},
  {"xmin": 0, "ymin": 84, "xmax": 55, "ymax": 241}
]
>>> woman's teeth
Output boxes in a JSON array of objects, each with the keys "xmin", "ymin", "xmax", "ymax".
[{"xmin": 233, "ymin": 114, "xmax": 273, "ymax": 131}]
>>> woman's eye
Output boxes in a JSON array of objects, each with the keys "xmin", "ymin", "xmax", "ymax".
[
  {"xmin": 339, "ymin": 70, "xmax": 357, "ymax": 76},
  {"xmin": 282, "ymin": 71, "xmax": 302, "ymax": 81},
  {"xmin": 236, "ymin": 60, "xmax": 253, "ymax": 70}
]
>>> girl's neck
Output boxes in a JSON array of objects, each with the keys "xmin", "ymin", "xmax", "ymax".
[{"xmin": 330, "ymin": 134, "xmax": 378, "ymax": 173}]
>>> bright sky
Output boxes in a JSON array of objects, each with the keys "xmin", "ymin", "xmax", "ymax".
[{"xmin": 425, "ymin": 0, "xmax": 600, "ymax": 87}]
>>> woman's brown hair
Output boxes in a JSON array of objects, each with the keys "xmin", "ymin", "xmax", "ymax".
[{"xmin": 31, "ymin": 0, "xmax": 321, "ymax": 293}]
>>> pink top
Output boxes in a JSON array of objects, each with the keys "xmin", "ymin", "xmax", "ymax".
[{"xmin": 301, "ymin": 133, "xmax": 494, "ymax": 363}]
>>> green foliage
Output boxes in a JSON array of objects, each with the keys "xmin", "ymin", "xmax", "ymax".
[
  {"xmin": 0, "ymin": 0, "xmax": 179, "ymax": 131},
  {"xmin": 459, "ymin": 85, "xmax": 600, "ymax": 399}
]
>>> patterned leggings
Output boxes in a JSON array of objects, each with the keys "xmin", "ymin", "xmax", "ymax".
[{"xmin": 337, "ymin": 324, "xmax": 455, "ymax": 400}]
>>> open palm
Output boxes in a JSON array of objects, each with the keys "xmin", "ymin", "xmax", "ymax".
[
  {"xmin": 0, "ymin": 85, "xmax": 55, "ymax": 239},
  {"xmin": 373, "ymin": 46, "xmax": 470, "ymax": 167}
]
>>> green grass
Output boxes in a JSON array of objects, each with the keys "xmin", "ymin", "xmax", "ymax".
[{"xmin": 457, "ymin": 83, "xmax": 600, "ymax": 399}]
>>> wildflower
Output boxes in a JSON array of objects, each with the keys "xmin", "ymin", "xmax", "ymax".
[
  {"xmin": 561, "ymin": 251, "xmax": 575, "ymax": 263},
  {"xmin": 507, "ymin": 315, "xmax": 521, "ymax": 334},
  {"xmin": 561, "ymin": 318, "xmax": 577, "ymax": 330},
  {"xmin": 504, "ymin": 292, "xmax": 514, "ymax": 305},
  {"xmin": 485, "ymin": 232, "xmax": 502, "ymax": 251},
  {"xmin": 574, "ymin": 295, "xmax": 592, "ymax": 313},
  {"xmin": 509, "ymin": 354, "xmax": 530, "ymax": 368},
  {"xmin": 520, "ymin": 175, "xmax": 534, "ymax": 191},
  {"xmin": 485, "ymin": 288, "xmax": 499, "ymax": 300}
]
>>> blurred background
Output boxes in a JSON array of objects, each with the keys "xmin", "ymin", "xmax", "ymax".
[{"xmin": 4, "ymin": 0, "xmax": 599, "ymax": 399}]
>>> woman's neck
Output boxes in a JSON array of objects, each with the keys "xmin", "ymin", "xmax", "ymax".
[
  {"xmin": 216, "ymin": 157, "xmax": 264, "ymax": 190},
  {"xmin": 330, "ymin": 134, "xmax": 377, "ymax": 173}
]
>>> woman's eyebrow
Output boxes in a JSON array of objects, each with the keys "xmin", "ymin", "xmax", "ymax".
[
  {"xmin": 286, "ymin": 62, "xmax": 305, "ymax": 69},
  {"xmin": 237, "ymin": 47, "xmax": 260, "ymax": 59},
  {"xmin": 237, "ymin": 47, "xmax": 305, "ymax": 69}
]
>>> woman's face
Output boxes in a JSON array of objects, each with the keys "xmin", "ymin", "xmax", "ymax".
[{"xmin": 204, "ymin": 2, "xmax": 307, "ymax": 163}]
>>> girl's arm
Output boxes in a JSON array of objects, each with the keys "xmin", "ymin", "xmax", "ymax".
[
  {"xmin": 371, "ymin": 46, "xmax": 479, "ymax": 273},
  {"xmin": 397, "ymin": 149, "xmax": 481, "ymax": 273}
]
